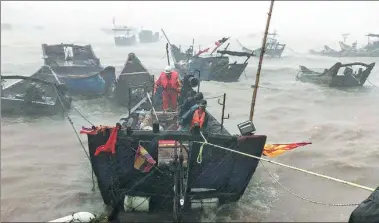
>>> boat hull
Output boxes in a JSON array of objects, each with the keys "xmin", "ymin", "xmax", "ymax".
[
  {"xmin": 297, "ymin": 62, "xmax": 376, "ymax": 87},
  {"xmin": 59, "ymin": 74, "xmax": 105, "ymax": 96},
  {"xmin": 175, "ymin": 57, "xmax": 246, "ymax": 82},
  {"xmin": 115, "ymin": 36, "xmax": 137, "ymax": 46},
  {"xmin": 1, "ymin": 68, "xmax": 72, "ymax": 116},
  {"xmin": 139, "ymin": 31, "xmax": 160, "ymax": 43},
  {"xmin": 1, "ymin": 97, "xmax": 65, "ymax": 116}
]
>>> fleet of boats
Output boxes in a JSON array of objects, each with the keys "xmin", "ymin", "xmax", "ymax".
[
  {"xmin": 1, "ymin": 2, "xmax": 378, "ymax": 223},
  {"xmin": 310, "ymin": 33, "xmax": 379, "ymax": 57}
]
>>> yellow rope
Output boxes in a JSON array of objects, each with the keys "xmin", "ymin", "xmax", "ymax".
[
  {"xmin": 192, "ymin": 141, "xmax": 375, "ymax": 192},
  {"xmin": 196, "ymin": 132, "xmax": 208, "ymax": 164}
]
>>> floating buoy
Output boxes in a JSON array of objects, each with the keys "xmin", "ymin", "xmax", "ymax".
[
  {"xmin": 124, "ymin": 196, "xmax": 150, "ymax": 212},
  {"xmin": 49, "ymin": 212, "xmax": 95, "ymax": 222}
]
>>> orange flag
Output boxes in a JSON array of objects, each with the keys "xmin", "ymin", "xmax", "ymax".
[{"xmin": 263, "ymin": 142, "xmax": 312, "ymax": 157}]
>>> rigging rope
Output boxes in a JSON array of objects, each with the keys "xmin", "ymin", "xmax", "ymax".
[
  {"xmin": 53, "ymin": 86, "xmax": 96, "ymax": 191},
  {"xmin": 191, "ymin": 140, "xmax": 375, "ymax": 192},
  {"xmin": 260, "ymin": 161, "xmax": 360, "ymax": 206}
]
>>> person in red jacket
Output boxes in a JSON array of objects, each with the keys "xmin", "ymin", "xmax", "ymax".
[{"xmin": 155, "ymin": 66, "xmax": 181, "ymax": 111}]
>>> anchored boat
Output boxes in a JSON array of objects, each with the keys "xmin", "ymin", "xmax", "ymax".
[
  {"xmin": 162, "ymin": 31, "xmax": 251, "ymax": 82},
  {"xmin": 104, "ymin": 53, "xmax": 155, "ymax": 108},
  {"xmin": 296, "ymin": 62, "xmax": 376, "ymax": 87},
  {"xmin": 113, "ymin": 27, "xmax": 137, "ymax": 46},
  {"xmin": 238, "ymin": 31, "xmax": 286, "ymax": 58},
  {"xmin": 79, "ymin": 58, "xmax": 266, "ymax": 221},
  {"xmin": 309, "ymin": 34, "xmax": 379, "ymax": 57},
  {"xmin": 175, "ymin": 49, "xmax": 253, "ymax": 82},
  {"xmin": 1, "ymin": 68, "xmax": 72, "ymax": 116},
  {"xmin": 139, "ymin": 29, "xmax": 160, "ymax": 43},
  {"xmin": 41, "ymin": 43, "xmax": 110, "ymax": 97},
  {"xmin": 170, "ymin": 44, "xmax": 194, "ymax": 62}
]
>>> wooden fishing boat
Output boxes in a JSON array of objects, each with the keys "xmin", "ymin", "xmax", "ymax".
[
  {"xmin": 41, "ymin": 43, "xmax": 109, "ymax": 97},
  {"xmin": 138, "ymin": 29, "xmax": 160, "ymax": 43},
  {"xmin": 161, "ymin": 31, "xmax": 253, "ymax": 82},
  {"xmin": 309, "ymin": 34, "xmax": 379, "ymax": 58},
  {"xmin": 1, "ymin": 66, "xmax": 72, "ymax": 116},
  {"xmin": 174, "ymin": 50, "xmax": 253, "ymax": 82},
  {"xmin": 296, "ymin": 62, "xmax": 376, "ymax": 87},
  {"xmin": 81, "ymin": 68, "xmax": 267, "ymax": 221},
  {"xmin": 113, "ymin": 27, "xmax": 137, "ymax": 46},
  {"xmin": 104, "ymin": 53, "xmax": 155, "ymax": 108},
  {"xmin": 238, "ymin": 32, "xmax": 286, "ymax": 58}
]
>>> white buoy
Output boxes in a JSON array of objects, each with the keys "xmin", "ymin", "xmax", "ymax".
[
  {"xmin": 49, "ymin": 212, "xmax": 95, "ymax": 222},
  {"xmin": 124, "ymin": 196, "xmax": 150, "ymax": 212}
]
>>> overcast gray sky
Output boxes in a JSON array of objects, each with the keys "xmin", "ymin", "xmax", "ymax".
[{"xmin": 2, "ymin": 1, "xmax": 378, "ymax": 46}]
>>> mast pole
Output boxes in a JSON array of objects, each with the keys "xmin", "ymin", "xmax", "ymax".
[{"xmin": 249, "ymin": 0, "xmax": 275, "ymax": 122}]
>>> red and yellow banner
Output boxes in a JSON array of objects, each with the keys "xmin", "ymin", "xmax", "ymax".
[{"xmin": 263, "ymin": 142, "xmax": 312, "ymax": 157}]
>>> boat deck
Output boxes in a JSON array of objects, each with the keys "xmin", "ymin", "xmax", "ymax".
[{"xmin": 157, "ymin": 141, "xmax": 189, "ymax": 167}]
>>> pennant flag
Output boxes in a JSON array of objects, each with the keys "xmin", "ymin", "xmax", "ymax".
[
  {"xmin": 134, "ymin": 145, "xmax": 156, "ymax": 173},
  {"xmin": 263, "ymin": 142, "xmax": 312, "ymax": 157},
  {"xmin": 211, "ymin": 37, "xmax": 230, "ymax": 54},
  {"xmin": 94, "ymin": 126, "xmax": 119, "ymax": 156},
  {"xmin": 195, "ymin": 47, "xmax": 210, "ymax": 57},
  {"xmin": 215, "ymin": 37, "xmax": 229, "ymax": 46}
]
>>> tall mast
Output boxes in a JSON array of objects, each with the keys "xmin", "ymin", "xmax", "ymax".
[{"xmin": 249, "ymin": 0, "xmax": 275, "ymax": 121}]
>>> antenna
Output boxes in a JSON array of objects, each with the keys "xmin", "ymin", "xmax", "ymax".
[
  {"xmin": 165, "ymin": 43, "xmax": 170, "ymax": 66},
  {"xmin": 249, "ymin": 0, "xmax": 275, "ymax": 122}
]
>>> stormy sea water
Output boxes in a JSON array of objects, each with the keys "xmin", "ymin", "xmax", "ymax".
[{"xmin": 1, "ymin": 27, "xmax": 379, "ymax": 222}]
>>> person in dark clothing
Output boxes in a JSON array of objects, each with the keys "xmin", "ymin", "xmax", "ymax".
[
  {"xmin": 179, "ymin": 99, "xmax": 209, "ymax": 131},
  {"xmin": 178, "ymin": 92, "xmax": 204, "ymax": 117}
]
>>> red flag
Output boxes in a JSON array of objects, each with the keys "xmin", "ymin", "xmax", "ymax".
[
  {"xmin": 263, "ymin": 142, "xmax": 312, "ymax": 157},
  {"xmin": 215, "ymin": 37, "xmax": 229, "ymax": 46},
  {"xmin": 195, "ymin": 47, "xmax": 210, "ymax": 57},
  {"xmin": 94, "ymin": 126, "xmax": 119, "ymax": 156},
  {"xmin": 211, "ymin": 37, "xmax": 230, "ymax": 54}
]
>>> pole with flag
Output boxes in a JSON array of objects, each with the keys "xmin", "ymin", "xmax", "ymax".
[
  {"xmin": 249, "ymin": 0, "xmax": 275, "ymax": 122},
  {"xmin": 210, "ymin": 37, "xmax": 230, "ymax": 55}
]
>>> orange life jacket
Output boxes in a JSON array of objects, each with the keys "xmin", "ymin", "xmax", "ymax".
[
  {"xmin": 158, "ymin": 71, "xmax": 180, "ymax": 91},
  {"xmin": 191, "ymin": 109, "xmax": 205, "ymax": 128}
]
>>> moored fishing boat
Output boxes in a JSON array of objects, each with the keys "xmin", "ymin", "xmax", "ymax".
[
  {"xmin": 309, "ymin": 34, "xmax": 379, "ymax": 58},
  {"xmin": 296, "ymin": 62, "xmax": 376, "ymax": 87},
  {"xmin": 1, "ymin": 67, "xmax": 72, "ymax": 116},
  {"xmin": 80, "ymin": 71, "xmax": 267, "ymax": 221},
  {"xmin": 162, "ymin": 30, "xmax": 252, "ymax": 82},
  {"xmin": 138, "ymin": 29, "xmax": 160, "ymax": 43},
  {"xmin": 113, "ymin": 27, "xmax": 137, "ymax": 46},
  {"xmin": 175, "ymin": 49, "xmax": 254, "ymax": 82},
  {"xmin": 41, "ymin": 43, "xmax": 110, "ymax": 97},
  {"xmin": 102, "ymin": 53, "xmax": 155, "ymax": 108},
  {"xmin": 238, "ymin": 31, "xmax": 286, "ymax": 58}
]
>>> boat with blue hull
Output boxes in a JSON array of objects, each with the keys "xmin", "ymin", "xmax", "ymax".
[{"xmin": 41, "ymin": 43, "xmax": 111, "ymax": 97}]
